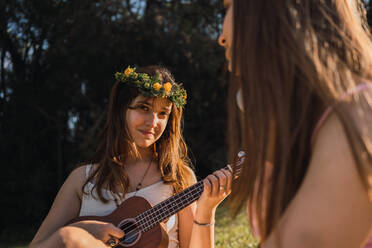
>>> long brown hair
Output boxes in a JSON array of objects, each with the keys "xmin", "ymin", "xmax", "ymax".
[
  {"xmin": 228, "ymin": 0, "xmax": 372, "ymax": 241},
  {"xmin": 82, "ymin": 65, "xmax": 194, "ymax": 203}
]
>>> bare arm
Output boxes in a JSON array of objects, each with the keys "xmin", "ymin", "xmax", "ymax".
[
  {"xmin": 263, "ymin": 113, "xmax": 372, "ymax": 248},
  {"xmin": 31, "ymin": 225, "xmax": 118, "ymax": 248},
  {"xmin": 183, "ymin": 168, "xmax": 232, "ymax": 248},
  {"xmin": 178, "ymin": 203, "xmax": 196, "ymax": 248},
  {"xmin": 29, "ymin": 166, "xmax": 86, "ymax": 247},
  {"xmin": 29, "ymin": 166, "xmax": 124, "ymax": 248},
  {"xmin": 178, "ymin": 167, "xmax": 197, "ymax": 248}
]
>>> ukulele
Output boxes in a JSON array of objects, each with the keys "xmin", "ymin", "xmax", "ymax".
[{"xmin": 69, "ymin": 151, "xmax": 245, "ymax": 248}]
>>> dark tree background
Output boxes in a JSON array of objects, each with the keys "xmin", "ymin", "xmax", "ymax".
[
  {"xmin": 0, "ymin": 0, "xmax": 227, "ymax": 243},
  {"xmin": 1, "ymin": 0, "xmax": 372, "ymax": 245}
]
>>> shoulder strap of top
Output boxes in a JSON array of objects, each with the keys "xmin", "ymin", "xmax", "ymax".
[
  {"xmin": 311, "ymin": 83, "xmax": 372, "ymax": 147},
  {"xmin": 85, "ymin": 164, "xmax": 93, "ymax": 179}
]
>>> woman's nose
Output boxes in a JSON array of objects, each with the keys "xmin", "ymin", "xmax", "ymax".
[
  {"xmin": 146, "ymin": 112, "xmax": 158, "ymax": 127},
  {"xmin": 218, "ymin": 33, "xmax": 226, "ymax": 47}
]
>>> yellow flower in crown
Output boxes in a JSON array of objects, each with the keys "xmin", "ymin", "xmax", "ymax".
[
  {"xmin": 124, "ymin": 67, "xmax": 134, "ymax": 77},
  {"xmin": 115, "ymin": 66, "xmax": 187, "ymax": 107},
  {"xmin": 153, "ymin": 82, "xmax": 162, "ymax": 91},
  {"xmin": 164, "ymin": 82, "xmax": 172, "ymax": 94}
]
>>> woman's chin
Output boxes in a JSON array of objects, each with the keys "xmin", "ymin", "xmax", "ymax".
[{"xmin": 136, "ymin": 141, "xmax": 154, "ymax": 149}]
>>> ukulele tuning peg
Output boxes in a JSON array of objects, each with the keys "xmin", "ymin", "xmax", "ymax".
[
  {"xmin": 232, "ymin": 151, "xmax": 246, "ymax": 179},
  {"xmin": 237, "ymin": 151, "xmax": 245, "ymax": 160},
  {"xmin": 225, "ymin": 151, "xmax": 246, "ymax": 179}
]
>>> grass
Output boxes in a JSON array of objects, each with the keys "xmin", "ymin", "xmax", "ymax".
[
  {"xmin": 1, "ymin": 206, "xmax": 258, "ymax": 248},
  {"xmin": 215, "ymin": 206, "xmax": 258, "ymax": 248}
]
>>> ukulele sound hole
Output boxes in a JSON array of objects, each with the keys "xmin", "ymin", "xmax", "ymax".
[{"xmin": 118, "ymin": 218, "xmax": 141, "ymax": 246}]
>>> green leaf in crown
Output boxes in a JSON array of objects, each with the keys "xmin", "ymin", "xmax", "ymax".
[{"xmin": 115, "ymin": 66, "xmax": 187, "ymax": 108}]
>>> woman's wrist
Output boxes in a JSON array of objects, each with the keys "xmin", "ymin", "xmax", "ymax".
[
  {"xmin": 193, "ymin": 219, "xmax": 215, "ymax": 226},
  {"xmin": 194, "ymin": 207, "xmax": 216, "ymax": 225}
]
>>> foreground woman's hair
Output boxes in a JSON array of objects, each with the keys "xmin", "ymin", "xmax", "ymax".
[{"xmin": 228, "ymin": 0, "xmax": 372, "ymax": 240}]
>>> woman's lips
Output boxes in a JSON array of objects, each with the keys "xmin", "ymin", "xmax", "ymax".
[{"xmin": 139, "ymin": 130, "xmax": 154, "ymax": 137}]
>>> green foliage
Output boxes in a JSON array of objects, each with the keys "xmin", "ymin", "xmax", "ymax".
[
  {"xmin": 215, "ymin": 207, "xmax": 259, "ymax": 248},
  {"xmin": 0, "ymin": 0, "xmax": 226, "ymax": 239}
]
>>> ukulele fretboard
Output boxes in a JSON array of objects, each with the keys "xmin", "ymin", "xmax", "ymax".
[{"xmin": 135, "ymin": 181, "xmax": 204, "ymax": 232}]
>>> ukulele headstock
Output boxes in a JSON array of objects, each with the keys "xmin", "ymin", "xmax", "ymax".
[{"xmin": 226, "ymin": 151, "xmax": 245, "ymax": 179}]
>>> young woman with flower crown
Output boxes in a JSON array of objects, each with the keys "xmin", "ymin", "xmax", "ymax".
[
  {"xmin": 219, "ymin": 0, "xmax": 372, "ymax": 247},
  {"xmin": 29, "ymin": 65, "xmax": 232, "ymax": 248}
]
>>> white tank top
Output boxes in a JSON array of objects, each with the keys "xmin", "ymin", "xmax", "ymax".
[{"xmin": 79, "ymin": 165, "xmax": 179, "ymax": 248}]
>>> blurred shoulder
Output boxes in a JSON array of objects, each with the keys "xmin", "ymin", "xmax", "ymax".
[
  {"xmin": 66, "ymin": 164, "xmax": 96, "ymax": 197},
  {"xmin": 69, "ymin": 165, "xmax": 89, "ymax": 181},
  {"xmin": 311, "ymin": 110, "xmax": 371, "ymax": 194},
  {"xmin": 184, "ymin": 165, "xmax": 197, "ymax": 185}
]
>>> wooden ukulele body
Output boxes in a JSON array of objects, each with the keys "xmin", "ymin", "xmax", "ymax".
[{"xmin": 70, "ymin": 196, "xmax": 169, "ymax": 248}]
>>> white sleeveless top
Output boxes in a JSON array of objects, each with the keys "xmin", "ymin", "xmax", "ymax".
[{"xmin": 79, "ymin": 165, "xmax": 179, "ymax": 248}]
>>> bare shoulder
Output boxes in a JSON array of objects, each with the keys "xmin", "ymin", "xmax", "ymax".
[
  {"xmin": 184, "ymin": 165, "xmax": 197, "ymax": 185},
  {"xmin": 311, "ymin": 111, "xmax": 372, "ymax": 212},
  {"xmin": 265, "ymin": 113, "xmax": 372, "ymax": 248},
  {"xmin": 312, "ymin": 99, "xmax": 372, "ymax": 190},
  {"xmin": 310, "ymin": 112, "xmax": 365, "ymax": 184},
  {"xmin": 67, "ymin": 165, "xmax": 90, "ymax": 197},
  {"xmin": 69, "ymin": 165, "xmax": 87, "ymax": 181},
  {"xmin": 308, "ymin": 111, "xmax": 372, "ymax": 243},
  {"xmin": 313, "ymin": 112, "xmax": 354, "ymax": 164},
  {"xmin": 29, "ymin": 164, "xmax": 92, "ymax": 246}
]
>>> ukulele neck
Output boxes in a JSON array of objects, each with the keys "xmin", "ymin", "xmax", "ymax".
[
  {"xmin": 134, "ymin": 164, "xmax": 235, "ymax": 232},
  {"xmin": 135, "ymin": 181, "xmax": 204, "ymax": 232}
]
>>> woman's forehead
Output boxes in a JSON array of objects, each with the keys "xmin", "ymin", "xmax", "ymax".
[{"xmin": 133, "ymin": 95, "xmax": 172, "ymax": 109}]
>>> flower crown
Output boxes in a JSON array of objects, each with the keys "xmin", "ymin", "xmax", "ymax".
[{"xmin": 115, "ymin": 66, "xmax": 187, "ymax": 108}]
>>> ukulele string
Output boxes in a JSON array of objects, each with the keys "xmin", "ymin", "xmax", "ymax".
[
  {"xmin": 122, "ymin": 185, "xmax": 201, "ymax": 240},
  {"xmin": 120, "ymin": 184, "xmax": 203, "ymax": 241},
  {"xmin": 131, "ymin": 179, "xmax": 208, "ymax": 231},
  {"xmin": 120, "ymin": 167, "xmax": 243, "ymax": 242},
  {"xmin": 118, "ymin": 154, "xmax": 245, "ymax": 242},
  {"xmin": 131, "ymin": 155, "xmax": 244, "ymax": 232},
  {"xmin": 118, "ymin": 165, "xmax": 244, "ymax": 241},
  {"xmin": 138, "ymin": 168, "xmax": 243, "ymax": 226},
  {"xmin": 135, "ymin": 167, "xmax": 243, "ymax": 230}
]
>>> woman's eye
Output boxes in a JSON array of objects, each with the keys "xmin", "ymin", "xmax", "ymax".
[{"xmin": 137, "ymin": 105, "xmax": 149, "ymax": 111}]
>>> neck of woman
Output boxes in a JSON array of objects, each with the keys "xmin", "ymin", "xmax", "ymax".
[
  {"xmin": 138, "ymin": 146, "xmax": 154, "ymax": 161},
  {"xmin": 125, "ymin": 145, "xmax": 154, "ymax": 164}
]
